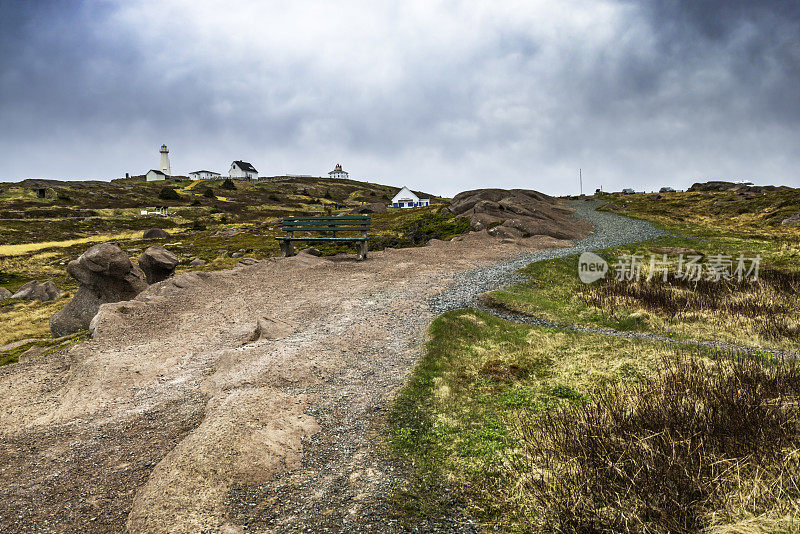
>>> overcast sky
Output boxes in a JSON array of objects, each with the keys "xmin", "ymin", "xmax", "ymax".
[{"xmin": 1, "ymin": 1, "xmax": 798, "ymax": 196}]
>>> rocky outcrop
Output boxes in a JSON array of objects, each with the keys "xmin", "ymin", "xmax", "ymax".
[
  {"xmin": 688, "ymin": 181, "xmax": 792, "ymax": 193},
  {"xmin": 143, "ymin": 228, "xmax": 170, "ymax": 239},
  {"xmin": 447, "ymin": 188, "xmax": 591, "ymax": 240},
  {"xmin": 781, "ymin": 211, "xmax": 800, "ymax": 226},
  {"xmin": 50, "ymin": 242, "xmax": 149, "ymax": 337},
  {"xmin": 11, "ymin": 281, "xmax": 61, "ymax": 302},
  {"xmin": 138, "ymin": 246, "xmax": 179, "ymax": 284},
  {"xmin": 0, "ymin": 287, "xmax": 13, "ymax": 298}
]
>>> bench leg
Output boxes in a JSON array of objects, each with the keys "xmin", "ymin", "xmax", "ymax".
[
  {"xmin": 279, "ymin": 240, "xmax": 295, "ymax": 257},
  {"xmin": 358, "ymin": 240, "xmax": 368, "ymax": 261}
]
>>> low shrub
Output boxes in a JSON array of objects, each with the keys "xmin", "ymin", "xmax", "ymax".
[
  {"xmin": 515, "ymin": 353, "xmax": 800, "ymax": 532},
  {"xmin": 220, "ymin": 178, "xmax": 237, "ymax": 190},
  {"xmin": 158, "ymin": 187, "xmax": 181, "ymax": 201}
]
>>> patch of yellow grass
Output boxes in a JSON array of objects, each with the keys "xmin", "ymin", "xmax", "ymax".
[
  {"xmin": 0, "ymin": 297, "xmax": 68, "ymax": 345},
  {"xmin": 0, "ymin": 231, "xmax": 144, "ymax": 256}
]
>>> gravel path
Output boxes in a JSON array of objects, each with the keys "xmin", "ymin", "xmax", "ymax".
[
  {"xmin": 428, "ymin": 200, "xmax": 664, "ymax": 313},
  {"xmin": 432, "ymin": 200, "xmax": 800, "ymax": 361}
]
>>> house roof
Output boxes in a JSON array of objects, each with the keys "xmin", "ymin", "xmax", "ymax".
[
  {"xmin": 329, "ymin": 163, "xmax": 347, "ymax": 174},
  {"xmin": 232, "ymin": 161, "xmax": 258, "ymax": 173},
  {"xmin": 147, "ymin": 169, "xmax": 166, "ymax": 176},
  {"xmin": 190, "ymin": 170, "xmax": 220, "ymax": 175},
  {"xmin": 392, "ymin": 186, "xmax": 420, "ymax": 201}
]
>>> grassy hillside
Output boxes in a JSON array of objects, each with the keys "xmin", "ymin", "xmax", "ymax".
[
  {"xmin": 0, "ymin": 176, "xmax": 460, "ymax": 358},
  {"xmin": 389, "ymin": 187, "xmax": 800, "ymax": 532}
]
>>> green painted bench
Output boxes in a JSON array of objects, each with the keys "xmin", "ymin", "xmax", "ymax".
[{"xmin": 275, "ymin": 215, "xmax": 371, "ymax": 260}]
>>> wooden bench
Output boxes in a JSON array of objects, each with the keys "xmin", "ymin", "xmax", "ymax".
[{"xmin": 275, "ymin": 215, "xmax": 371, "ymax": 260}]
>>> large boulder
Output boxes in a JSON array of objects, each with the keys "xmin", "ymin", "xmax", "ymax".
[
  {"xmin": 0, "ymin": 287, "xmax": 13, "ymax": 298},
  {"xmin": 143, "ymin": 228, "xmax": 170, "ymax": 239},
  {"xmin": 50, "ymin": 242, "xmax": 148, "ymax": 337},
  {"xmin": 448, "ymin": 189, "xmax": 591, "ymax": 240},
  {"xmin": 11, "ymin": 281, "xmax": 61, "ymax": 302},
  {"xmin": 138, "ymin": 245, "xmax": 179, "ymax": 284}
]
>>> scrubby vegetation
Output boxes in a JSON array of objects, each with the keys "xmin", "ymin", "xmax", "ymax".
[
  {"xmin": 389, "ymin": 310, "xmax": 800, "ymax": 532},
  {"xmin": 0, "ymin": 175, "xmax": 454, "ymax": 357},
  {"xmin": 390, "ymin": 188, "xmax": 800, "ymax": 531}
]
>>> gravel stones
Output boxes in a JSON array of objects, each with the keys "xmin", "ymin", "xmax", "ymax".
[
  {"xmin": 138, "ymin": 246, "xmax": 179, "ymax": 284},
  {"xmin": 428, "ymin": 200, "xmax": 665, "ymax": 313},
  {"xmin": 11, "ymin": 280, "xmax": 61, "ymax": 302},
  {"xmin": 49, "ymin": 242, "xmax": 149, "ymax": 337}
]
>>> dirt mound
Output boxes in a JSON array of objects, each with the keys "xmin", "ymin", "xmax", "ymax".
[{"xmin": 447, "ymin": 188, "xmax": 591, "ymax": 240}]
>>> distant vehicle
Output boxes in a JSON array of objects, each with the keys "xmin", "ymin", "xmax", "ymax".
[
  {"xmin": 622, "ymin": 188, "xmax": 636, "ymax": 194},
  {"xmin": 659, "ymin": 187, "xmax": 676, "ymax": 193},
  {"xmin": 735, "ymin": 180, "xmax": 755, "ymax": 186}
]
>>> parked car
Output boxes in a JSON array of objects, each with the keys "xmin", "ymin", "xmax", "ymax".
[
  {"xmin": 622, "ymin": 188, "xmax": 636, "ymax": 194},
  {"xmin": 659, "ymin": 186, "xmax": 676, "ymax": 193}
]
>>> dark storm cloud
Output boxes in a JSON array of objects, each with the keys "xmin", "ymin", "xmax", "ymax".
[{"xmin": 0, "ymin": 1, "xmax": 798, "ymax": 195}]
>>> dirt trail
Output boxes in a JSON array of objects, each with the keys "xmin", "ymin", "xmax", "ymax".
[{"xmin": 0, "ymin": 232, "xmax": 574, "ymax": 533}]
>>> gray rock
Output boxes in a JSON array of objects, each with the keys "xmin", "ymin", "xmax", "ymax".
[
  {"xmin": 299, "ymin": 247, "xmax": 322, "ymax": 256},
  {"xmin": 231, "ymin": 252, "xmax": 243, "ymax": 258},
  {"xmin": 448, "ymin": 188, "xmax": 592, "ymax": 240},
  {"xmin": 188, "ymin": 258, "xmax": 207, "ymax": 266},
  {"xmin": 126, "ymin": 248, "xmax": 142, "ymax": 254},
  {"xmin": 138, "ymin": 245, "xmax": 180, "ymax": 284},
  {"xmin": 143, "ymin": 228, "xmax": 170, "ymax": 239},
  {"xmin": 11, "ymin": 281, "xmax": 61, "ymax": 302},
  {"xmin": 0, "ymin": 287, "xmax": 12, "ymax": 299},
  {"xmin": 237, "ymin": 258, "xmax": 259, "ymax": 267},
  {"xmin": 781, "ymin": 210, "xmax": 800, "ymax": 226},
  {"xmin": 50, "ymin": 242, "xmax": 148, "ymax": 337}
]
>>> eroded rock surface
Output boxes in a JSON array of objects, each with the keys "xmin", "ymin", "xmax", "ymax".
[
  {"xmin": 11, "ymin": 281, "xmax": 61, "ymax": 302},
  {"xmin": 138, "ymin": 246, "xmax": 179, "ymax": 284},
  {"xmin": 447, "ymin": 188, "xmax": 591, "ymax": 240},
  {"xmin": 49, "ymin": 242, "xmax": 149, "ymax": 337}
]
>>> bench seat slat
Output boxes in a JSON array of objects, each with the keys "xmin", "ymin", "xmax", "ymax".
[
  {"xmin": 275, "ymin": 237, "xmax": 368, "ymax": 242},
  {"xmin": 280, "ymin": 226, "xmax": 370, "ymax": 232},
  {"xmin": 283, "ymin": 217, "xmax": 370, "ymax": 221}
]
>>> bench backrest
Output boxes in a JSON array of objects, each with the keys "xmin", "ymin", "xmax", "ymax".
[{"xmin": 279, "ymin": 215, "xmax": 371, "ymax": 234}]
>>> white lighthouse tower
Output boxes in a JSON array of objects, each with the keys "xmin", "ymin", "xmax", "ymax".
[{"xmin": 159, "ymin": 144, "xmax": 171, "ymax": 176}]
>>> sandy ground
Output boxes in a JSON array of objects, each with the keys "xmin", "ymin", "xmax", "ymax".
[{"xmin": 0, "ymin": 232, "xmax": 574, "ymax": 533}]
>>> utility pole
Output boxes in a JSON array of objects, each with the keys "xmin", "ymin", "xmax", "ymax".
[{"xmin": 579, "ymin": 168, "xmax": 583, "ymax": 195}]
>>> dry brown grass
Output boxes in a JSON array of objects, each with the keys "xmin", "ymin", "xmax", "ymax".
[{"xmin": 513, "ymin": 353, "xmax": 800, "ymax": 533}]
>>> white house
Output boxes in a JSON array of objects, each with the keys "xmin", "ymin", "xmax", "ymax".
[
  {"xmin": 146, "ymin": 169, "xmax": 167, "ymax": 182},
  {"xmin": 230, "ymin": 161, "xmax": 258, "ymax": 181},
  {"xmin": 328, "ymin": 163, "xmax": 349, "ymax": 179},
  {"xmin": 189, "ymin": 170, "xmax": 221, "ymax": 180},
  {"xmin": 391, "ymin": 186, "xmax": 430, "ymax": 208}
]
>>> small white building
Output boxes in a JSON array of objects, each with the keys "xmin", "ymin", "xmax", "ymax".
[
  {"xmin": 328, "ymin": 163, "xmax": 349, "ymax": 180},
  {"xmin": 230, "ymin": 161, "xmax": 258, "ymax": 181},
  {"xmin": 146, "ymin": 169, "xmax": 167, "ymax": 182},
  {"xmin": 189, "ymin": 170, "xmax": 221, "ymax": 181},
  {"xmin": 391, "ymin": 186, "xmax": 430, "ymax": 208}
]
